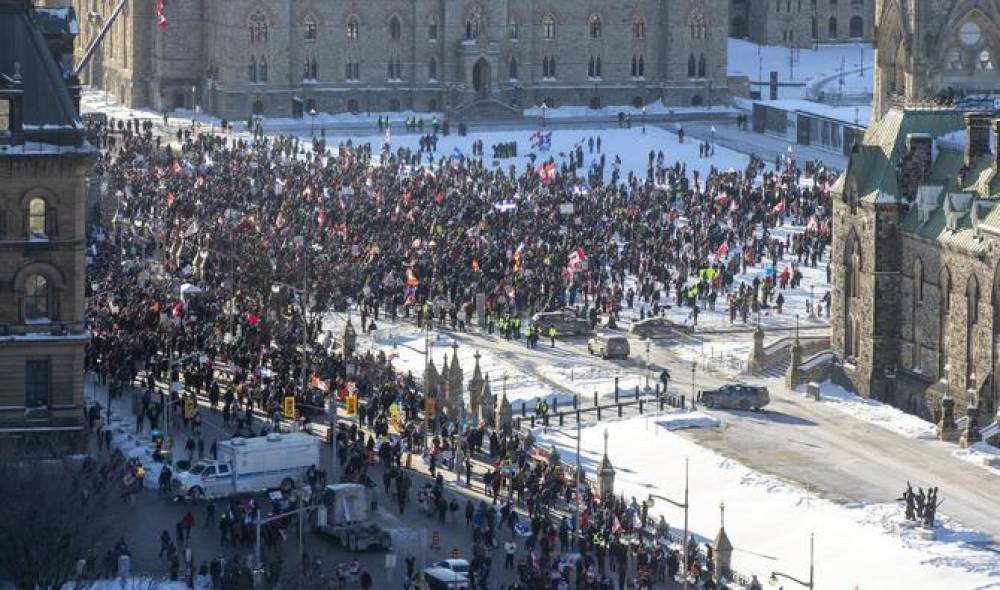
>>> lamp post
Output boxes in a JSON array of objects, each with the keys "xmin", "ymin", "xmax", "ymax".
[
  {"xmin": 309, "ymin": 107, "xmax": 317, "ymax": 137},
  {"xmin": 690, "ymin": 362, "xmax": 696, "ymax": 407},
  {"xmin": 647, "ymin": 458, "xmax": 690, "ymax": 590},
  {"xmin": 645, "ymin": 339, "xmax": 651, "ymax": 390},
  {"xmin": 641, "ymin": 105, "xmax": 647, "ymax": 133},
  {"xmin": 541, "ymin": 103, "xmax": 548, "ymax": 127},
  {"xmin": 769, "ymin": 532, "xmax": 814, "ymax": 589},
  {"xmin": 190, "ymin": 84, "xmax": 196, "ymax": 115},
  {"xmin": 795, "ymin": 312, "xmax": 800, "ymax": 341}
]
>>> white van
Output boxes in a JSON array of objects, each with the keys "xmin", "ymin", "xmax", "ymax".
[{"xmin": 173, "ymin": 432, "xmax": 320, "ymax": 501}]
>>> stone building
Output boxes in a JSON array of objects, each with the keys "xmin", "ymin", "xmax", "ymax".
[
  {"xmin": 0, "ymin": 0, "xmax": 94, "ymax": 454},
  {"xmin": 730, "ymin": 0, "xmax": 873, "ymax": 47},
  {"xmin": 830, "ymin": 0, "xmax": 1000, "ymax": 428},
  {"xmin": 73, "ymin": 0, "xmax": 734, "ymax": 120}
]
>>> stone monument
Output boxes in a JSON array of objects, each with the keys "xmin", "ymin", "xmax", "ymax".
[
  {"xmin": 938, "ymin": 396, "xmax": 958, "ymax": 442},
  {"xmin": 496, "ymin": 388, "xmax": 513, "ymax": 436},
  {"xmin": 480, "ymin": 374, "xmax": 496, "ymax": 427},
  {"xmin": 596, "ymin": 429, "xmax": 616, "ymax": 499},
  {"xmin": 712, "ymin": 502, "xmax": 733, "ymax": 581},
  {"xmin": 447, "ymin": 343, "xmax": 464, "ymax": 419},
  {"xmin": 468, "ymin": 350, "xmax": 485, "ymax": 419}
]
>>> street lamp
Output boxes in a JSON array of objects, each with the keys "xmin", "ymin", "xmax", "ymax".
[
  {"xmin": 690, "ymin": 362, "xmax": 696, "ymax": 407},
  {"xmin": 769, "ymin": 532, "xmax": 815, "ymax": 589},
  {"xmin": 641, "ymin": 105, "xmax": 647, "ymax": 133},
  {"xmin": 647, "ymin": 458, "xmax": 690, "ymax": 590},
  {"xmin": 309, "ymin": 107, "xmax": 317, "ymax": 138},
  {"xmin": 190, "ymin": 85, "xmax": 196, "ymax": 114},
  {"xmin": 645, "ymin": 339, "xmax": 651, "ymax": 390},
  {"xmin": 541, "ymin": 103, "xmax": 548, "ymax": 127}
]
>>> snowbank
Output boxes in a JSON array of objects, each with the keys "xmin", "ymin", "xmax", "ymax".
[
  {"xmin": 534, "ymin": 414, "xmax": 1000, "ymax": 589},
  {"xmin": 800, "ymin": 381, "xmax": 939, "ymax": 440},
  {"xmin": 953, "ymin": 442, "xmax": 1000, "ymax": 478}
]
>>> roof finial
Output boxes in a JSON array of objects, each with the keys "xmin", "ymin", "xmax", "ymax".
[
  {"xmin": 13, "ymin": 61, "xmax": 21, "ymax": 82},
  {"xmin": 603, "ymin": 428, "xmax": 609, "ymax": 457},
  {"xmin": 720, "ymin": 500, "xmax": 726, "ymax": 529}
]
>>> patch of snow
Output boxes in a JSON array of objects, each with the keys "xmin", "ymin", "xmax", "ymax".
[
  {"xmin": 953, "ymin": 442, "xmax": 1000, "ymax": 478},
  {"xmin": 656, "ymin": 409, "xmax": 721, "ymax": 430},
  {"xmin": 534, "ymin": 413, "xmax": 1000, "ymax": 589},
  {"xmin": 729, "ymin": 39, "xmax": 873, "ymax": 100},
  {"xmin": 802, "ymin": 381, "xmax": 939, "ymax": 440}
]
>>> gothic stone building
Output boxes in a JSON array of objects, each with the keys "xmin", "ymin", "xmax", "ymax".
[
  {"xmin": 0, "ymin": 0, "xmax": 94, "ymax": 454},
  {"xmin": 73, "ymin": 0, "xmax": 732, "ymax": 120},
  {"xmin": 730, "ymin": 0, "xmax": 873, "ymax": 46},
  {"xmin": 830, "ymin": 0, "xmax": 1000, "ymax": 425}
]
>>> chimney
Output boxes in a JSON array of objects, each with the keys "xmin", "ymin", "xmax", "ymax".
[
  {"xmin": 906, "ymin": 133, "xmax": 933, "ymax": 177},
  {"xmin": 965, "ymin": 112, "xmax": 992, "ymax": 166}
]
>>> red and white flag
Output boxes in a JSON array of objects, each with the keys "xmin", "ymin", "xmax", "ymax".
[{"xmin": 156, "ymin": 0, "xmax": 167, "ymax": 29}]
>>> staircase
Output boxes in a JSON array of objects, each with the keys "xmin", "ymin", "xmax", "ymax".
[
  {"xmin": 453, "ymin": 98, "xmax": 521, "ymax": 120},
  {"xmin": 759, "ymin": 357, "xmax": 791, "ymax": 379}
]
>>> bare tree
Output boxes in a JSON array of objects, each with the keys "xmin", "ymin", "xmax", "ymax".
[{"xmin": 0, "ymin": 450, "xmax": 125, "ymax": 589}]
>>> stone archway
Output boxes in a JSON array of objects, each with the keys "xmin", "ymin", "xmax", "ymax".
[{"xmin": 472, "ymin": 58, "xmax": 491, "ymax": 96}]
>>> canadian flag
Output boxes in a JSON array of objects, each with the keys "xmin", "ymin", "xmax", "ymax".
[
  {"xmin": 611, "ymin": 515, "xmax": 624, "ymax": 536},
  {"xmin": 156, "ymin": 0, "xmax": 167, "ymax": 29},
  {"xmin": 566, "ymin": 247, "xmax": 587, "ymax": 274}
]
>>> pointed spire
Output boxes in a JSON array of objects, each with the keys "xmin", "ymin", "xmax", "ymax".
[{"xmin": 472, "ymin": 350, "xmax": 483, "ymax": 382}]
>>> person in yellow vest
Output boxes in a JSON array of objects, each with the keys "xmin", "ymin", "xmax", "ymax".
[{"xmin": 548, "ymin": 326, "xmax": 557, "ymax": 348}]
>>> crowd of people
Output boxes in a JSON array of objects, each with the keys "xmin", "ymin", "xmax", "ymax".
[{"xmin": 80, "ymin": 111, "xmax": 834, "ymax": 588}]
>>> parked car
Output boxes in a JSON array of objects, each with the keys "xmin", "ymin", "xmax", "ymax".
[
  {"xmin": 531, "ymin": 308, "xmax": 591, "ymax": 336},
  {"xmin": 421, "ymin": 566, "xmax": 469, "ymax": 590},
  {"xmin": 630, "ymin": 316, "xmax": 692, "ymax": 338},
  {"xmin": 698, "ymin": 384, "xmax": 770, "ymax": 411},
  {"xmin": 587, "ymin": 334, "xmax": 631, "ymax": 359},
  {"xmin": 431, "ymin": 559, "xmax": 470, "ymax": 575}
]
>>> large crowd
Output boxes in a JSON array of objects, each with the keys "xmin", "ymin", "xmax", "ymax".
[{"xmin": 82, "ymin": 115, "xmax": 833, "ymax": 589}]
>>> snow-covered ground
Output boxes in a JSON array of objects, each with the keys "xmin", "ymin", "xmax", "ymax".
[
  {"xmin": 728, "ymin": 39, "xmax": 873, "ymax": 100},
  {"xmin": 954, "ymin": 442, "xmax": 1000, "ymax": 478},
  {"xmin": 801, "ymin": 381, "xmax": 939, "ymax": 440},
  {"xmin": 534, "ymin": 414, "xmax": 1000, "ymax": 589}
]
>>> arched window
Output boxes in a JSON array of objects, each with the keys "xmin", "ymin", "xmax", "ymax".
[
  {"xmin": 249, "ymin": 11, "xmax": 267, "ymax": 44},
  {"xmin": 389, "ymin": 16, "xmax": 401, "ymax": 41},
  {"xmin": 633, "ymin": 16, "xmax": 645, "ymax": 39},
  {"xmin": 588, "ymin": 56, "xmax": 595, "ymax": 77},
  {"xmin": 828, "ymin": 16, "xmax": 838, "ymax": 39},
  {"xmin": 811, "ymin": 17, "xmax": 818, "ymax": 40},
  {"xmin": 509, "ymin": 56, "xmax": 518, "ymax": 80},
  {"xmin": 508, "ymin": 19, "xmax": 519, "ymax": 40},
  {"xmin": 543, "ymin": 15, "xmax": 555, "ymax": 40},
  {"xmin": 849, "ymin": 16, "xmax": 863, "ymax": 38},
  {"xmin": 259, "ymin": 56, "xmax": 268, "ymax": 82},
  {"xmin": 428, "ymin": 18, "xmax": 438, "ymax": 41},
  {"xmin": 948, "ymin": 47, "xmax": 964, "ymax": 70},
  {"xmin": 595, "ymin": 56, "xmax": 602, "ymax": 77},
  {"xmin": 967, "ymin": 276, "xmax": 980, "ymax": 388},
  {"xmin": 429, "ymin": 99, "xmax": 438, "ymax": 111},
  {"xmin": 28, "ymin": 197, "xmax": 48, "ymax": 239},
  {"xmin": 844, "ymin": 236, "xmax": 862, "ymax": 359},
  {"xmin": 698, "ymin": 54, "xmax": 706, "ymax": 77},
  {"xmin": 248, "ymin": 56, "xmax": 257, "ymax": 82},
  {"xmin": 939, "ymin": 267, "xmax": 951, "ymax": 380},
  {"xmin": 24, "ymin": 274, "xmax": 50, "ymax": 322},
  {"xmin": 978, "ymin": 48, "xmax": 994, "ymax": 70},
  {"xmin": 688, "ymin": 53, "xmax": 696, "ymax": 77},
  {"xmin": 911, "ymin": 258, "xmax": 924, "ymax": 369},
  {"xmin": 310, "ymin": 58, "xmax": 318, "ymax": 80},
  {"xmin": 631, "ymin": 55, "xmax": 638, "ymax": 77},
  {"xmin": 589, "ymin": 15, "xmax": 602, "ymax": 38},
  {"xmin": 304, "ymin": 15, "xmax": 317, "ymax": 41},
  {"xmin": 638, "ymin": 55, "xmax": 645, "ymax": 77},
  {"xmin": 346, "ymin": 16, "xmax": 359, "ymax": 40},
  {"xmin": 690, "ymin": 11, "xmax": 707, "ymax": 39},
  {"xmin": 429, "ymin": 57, "xmax": 437, "ymax": 80}
]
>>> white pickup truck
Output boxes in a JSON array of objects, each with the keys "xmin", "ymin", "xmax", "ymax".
[{"xmin": 173, "ymin": 432, "xmax": 320, "ymax": 501}]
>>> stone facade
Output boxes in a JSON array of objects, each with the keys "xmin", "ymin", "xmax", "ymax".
[
  {"xmin": 0, "ymin": 0, "xmax": 95, "ymax": 455},
  {"xmin": 74, "ymin": 0, "xmax": 733, "ymax": 119},
  {"xmin": 872, "ymin": 0, "xmax": 1000, "ymax": 121},
  {"xmin": 730, "ymin": 0, "xmax": 873, "ymax": 46}
]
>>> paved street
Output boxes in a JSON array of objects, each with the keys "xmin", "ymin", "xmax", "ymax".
[{"xmin": 87, "ymin": 373, "xmax": 687, "ymax": 587}]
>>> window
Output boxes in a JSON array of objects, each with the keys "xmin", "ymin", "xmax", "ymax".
[
  {"xmin": 304, "ymin": 16, "xmax": 317, "ymax": 41},
  {"xmin": 347, "ymin": 98, "xmax": 359, "ymax": 113},
  {"xmin": 688, "ymin": 53, "xmax": 696, "ymax": 77},
  {"xmin": 249, "ymin": 11, "xmax": 267, "ymax": 44},
  {"xmin": 776, "ymin": 0, "xmax": 781, "ymax": 12},
  {"xmin": 248, "ymin": 57, "xmax": 257, "ymax": 82},
  {"xmin": 345, "ymin": 60, "xmax": 359, "ymax": 81},
  {"xmin": 978, "ymin": 48, "xmax": 994, "ymax": 70},
  {"xmin": 509, "ymin": 56, "xmax": 518, "ymax": 80},
  {"xmin": 690, "ymin": 11, "xmax": 707, "ymax": 40},
  {"xmin": 24, "ymin": 274, "xmax": 50, "ymax": 322},
  {"xmin": 589, "ymin": 15, "xmax": 602, "ymax": 39},
  {"xmin": 948, "ymin": 47, "xmax": 964, "ymax": 70},
  {"xmin": 303, "ymin": 58, "xmax": 317, "ymax": 80},
  {"xmin": 389, "ymin": 17, "xmax": 401, "ymax": 41},
  {"xmin": 543, "ymin": 15, "xmax": 555, "ymax": 40},
  {"xmin": 633, "ymin": 16, "xmax": 645, "ymax": 40},
  {"xmin": 25, "ymin": 360, "xmax": 50, "ymax": 409},
  {"xmin": 28, "ymin": 197, "xmax": 47, "ymax": 239},
  {"xmin": 638, "ymin": 55, "xmax": 645, "ymax": 77},
  {"xmin": 939, "ymin": 268, "xmax": 951, "ymax": 380},
  {"xmin": 259, "ymin": 56, "xmax": 268, "ymax": 82},
  {"xmin": 347, "ymin": 16, "xmax": 359, "ymax": 40},
  {"xmin": 849, "ymin": 16, "xmax": 863, "ymax": 38},
  {"xmin": 429, "ymin": 58, "xmax": 437, "ymax": 81},
  {"xmin": 811, "ymin": 17, "xmax": 818, "ymax": 40},
  {"xmin": 508, "ymin": 19, "xmax": 519, "ymax": 40},
  {"xmin": 698, "ymin": 53, "xmax": 706, "ymax": 77},
  {"xmin": 851, "ymin": 0, "xmax": 863, "ymax": 7},
  {"xmin": 428, "ymin": 19, "xmax": 438, "ymax": 41},
  {"xmin": 0, "ymin": 98, "xmax": 9, "ymax": 132},
  {"xmin": 542, "ymin": 56, "xmax": 556, "ymax": 79},
  {"xmin": 967, "ymin": 277, "xmax": 979, "ymax": 388},
  {"xmin": 830, "ymin": 0, "xmax": 837, "ymax": 4},
  {"xmin": 828, "ymin": 16, "xmax": 838, "ymax": 38}
]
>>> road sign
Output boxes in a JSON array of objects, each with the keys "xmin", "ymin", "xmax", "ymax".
[{"xmin": 282, "ymin": 396, "xmax": 296, "ymax": 419}]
